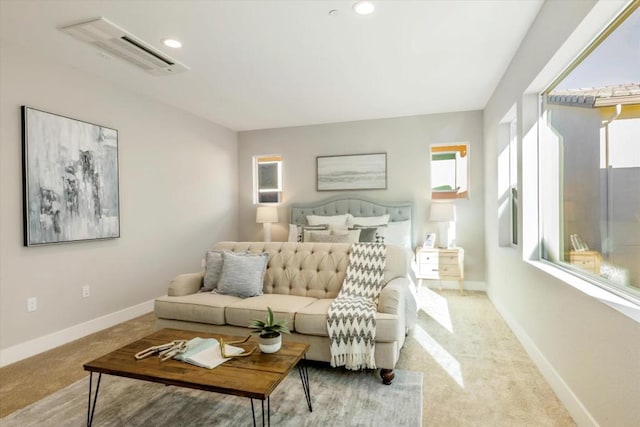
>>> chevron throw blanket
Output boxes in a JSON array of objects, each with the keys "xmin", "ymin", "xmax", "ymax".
[{"xmin": 327, "ymin": 243, "xmax": 387, "ymax": 370}]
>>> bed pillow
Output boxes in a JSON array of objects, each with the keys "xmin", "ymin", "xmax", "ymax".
[
  {"xmin": 215, "ymin": 252, "xmax": 268, "ymax": 298},
  {"xmin": 307, "ymin": 214, "xmax": 351, "ymax": 226},
  {"xmin": 385, "ymin": 220, "xmax": 412, "ymax": 247},
  {"xmin": 202, "ymin": 250, "xmax": 224, "ymax": 291},
  {"xmin": 350, "ymin": 214, "xmax": 390, "ymax": 226}
]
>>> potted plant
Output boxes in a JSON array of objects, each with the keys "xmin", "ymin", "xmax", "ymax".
[{"xmin": 249, "ymin": 307, "xmax": 290, "ymax": 353}]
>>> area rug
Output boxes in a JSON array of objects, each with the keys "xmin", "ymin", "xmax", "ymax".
[{"xmin": 2, "ymin": 363, "xmax": 422, "ymax": 426}]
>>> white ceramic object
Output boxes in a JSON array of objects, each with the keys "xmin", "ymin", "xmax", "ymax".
[{"xmin": 259, "ymin": 334, "xmax": 282, "ymax": 353}]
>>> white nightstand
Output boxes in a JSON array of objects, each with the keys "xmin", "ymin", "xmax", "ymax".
[{"xmin": 415, "ymin": 247, "xmax": 465, "ymax": 293}]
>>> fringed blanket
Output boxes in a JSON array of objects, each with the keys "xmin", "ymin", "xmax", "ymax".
[{"xmin": 327, "ymin": 243, "xmax": 387, "ymax": 370}]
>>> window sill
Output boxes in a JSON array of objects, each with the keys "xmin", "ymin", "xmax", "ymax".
[{"xmin": 527, "ymin": 259, "xmax": 640, "ymax": 324}]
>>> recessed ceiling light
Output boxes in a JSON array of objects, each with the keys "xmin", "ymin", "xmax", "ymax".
[
  {"xmin": 162, "ymin": 38, "xmax": 182, "ymax": 49},
  {"xmin": 353, "ymin": 1, "xmax": 375, "ymax": 15}
]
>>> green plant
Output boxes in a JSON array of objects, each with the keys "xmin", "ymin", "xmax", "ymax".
[{"xmin": 249, "ymin": 307, "xmax": 290, "ymax": 338}]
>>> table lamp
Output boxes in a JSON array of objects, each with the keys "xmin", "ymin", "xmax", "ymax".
[
  {"xmin": 256, "ymin": 206, "xmax": 278, "ymax": 242},
  {"xmin": 429, "ymin": 203, "xmax": 456, "ymax": 248}
]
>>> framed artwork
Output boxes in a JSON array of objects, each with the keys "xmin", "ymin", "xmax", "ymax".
[
  {"xmin": 423, "ymin": 233, "xmax": 436, "ymax": 248},
  {"xmin": 317, "ymin": 153, "xmax": 387, "ymax": 191},
  {"xmin": 22, "ymin": 106, "xmax": 120, "ymax": 246}
]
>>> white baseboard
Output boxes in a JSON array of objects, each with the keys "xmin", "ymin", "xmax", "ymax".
[
  {"xmin": 488, "ymin": 291, "xmax": 598, "ymax": 427},
  {"xmin": 0, "ymin": 299, "xmax": 154, "ymax": 367}
]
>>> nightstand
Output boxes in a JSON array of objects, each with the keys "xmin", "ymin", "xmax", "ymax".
[
  {"xmin": 568, "ymin": 250, "xmax": 601, "ymax": 275},
  {"xmin": 415, "ymin": 247, "xmax": 465, "ymax": 293}
]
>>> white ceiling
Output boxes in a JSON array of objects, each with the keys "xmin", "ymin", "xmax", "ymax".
[{"xmin": 0, "ymin": 1, "xmax": 544, "ymax": 131}]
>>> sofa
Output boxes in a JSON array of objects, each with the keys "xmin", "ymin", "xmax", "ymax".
[{"xmin": 154, "ymin": 241, "xmax": 417, "ymax": 384}]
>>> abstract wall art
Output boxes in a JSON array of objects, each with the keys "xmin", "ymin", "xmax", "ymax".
[
  {"xmin": 22, "ymin": 107, "xmax": 120, "ymax": 246},
  {"xmin": 316, "ymin": 153, "xmax": 387, "ymax": 191}
]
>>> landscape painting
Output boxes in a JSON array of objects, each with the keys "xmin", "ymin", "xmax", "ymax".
[
  {"xmin": 22, "ymin": 107, "xmax": 120, "ymax": 246},
  {"xmin": 317, "ymin": 153, "xmax": 387, "ymax": 191}
]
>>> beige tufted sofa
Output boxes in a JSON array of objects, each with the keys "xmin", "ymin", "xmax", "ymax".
[{"xmin": 154, "ymin": 241, "xmax": 416, "ymax": 383}]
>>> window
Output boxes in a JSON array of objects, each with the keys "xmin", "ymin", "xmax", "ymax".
[
  {"xmin": 498, "ymin": 107, "xmax": 518, "ymax": 247},
  {"xmin": 539, "ymin": 3, "xmax": 639, "ymax": 302},
  {"xmin": 253, "ymin": 155, "xmax": 282, "ymax": 204}
]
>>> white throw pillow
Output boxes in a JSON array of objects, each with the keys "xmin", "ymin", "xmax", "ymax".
[
  {"xmin": 350, "ymin": 214, "xmax": 390, "ymax": 226},
  {"xmin": 307, "ymin": 214, "xmax": 351, "ymax": 226}
]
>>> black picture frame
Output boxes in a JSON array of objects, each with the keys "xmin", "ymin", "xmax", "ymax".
[{"xmin": 22, "ymin": 106, "xmax": 120, "ymax": 246}]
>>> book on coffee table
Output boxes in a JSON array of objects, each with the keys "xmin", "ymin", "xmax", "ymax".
[{"xmin": 174, "ymin": 337, "xmax": 244, "ymax": 369}]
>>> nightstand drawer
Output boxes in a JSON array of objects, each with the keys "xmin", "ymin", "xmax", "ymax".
[
  {"xmin": 417, "ymin": 252, "xmax": 438, "ymax": 264},
  {"xmin": 438, "ymin": 265, "xmax": 461, "ymax": 277},
  {"xmin": 438, "ymin": 253, "xmax": 459, "ymax": 265}
]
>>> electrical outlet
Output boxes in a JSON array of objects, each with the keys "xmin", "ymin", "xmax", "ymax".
[
  {"xmin": 201, "ymin": 258, "xmax": 206, "ymax": 268},
  {"xmin": 27, "ymin": 297, "xmax": 37, "ymax": 312},
  {"xmin": 82, "ymin": 285, "xmax": 90, "ymax": 298}
]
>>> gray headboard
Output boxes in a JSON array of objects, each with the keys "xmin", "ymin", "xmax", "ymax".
[{"xmin": 290, "ymin": 195, "xmax": 412, "ymax": 226}]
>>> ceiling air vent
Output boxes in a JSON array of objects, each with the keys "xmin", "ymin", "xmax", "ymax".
[{"xmin": 61, "ymin": 17, "xmax": 189, "ymax": 76}]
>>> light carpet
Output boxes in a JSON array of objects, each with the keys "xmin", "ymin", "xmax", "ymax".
[{"xmin": 2, "ymin": 363, "xmax": 422, "ymax": 426}]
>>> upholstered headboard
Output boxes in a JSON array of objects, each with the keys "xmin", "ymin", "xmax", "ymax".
[{"xmin": 289, "ymin": 195, "xmax": 413, "ymax": 246}]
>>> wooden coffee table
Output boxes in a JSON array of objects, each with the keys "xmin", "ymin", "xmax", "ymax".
[{"xmin": 83, "ymin": 328, "xmax": 311, "ymax": 426}]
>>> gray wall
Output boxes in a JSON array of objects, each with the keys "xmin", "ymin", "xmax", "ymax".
[
  {"xmin": 483, "ymin": 1, "xmax": 640, "ymax": 426},
  {"xmin": 238, "ymin": 112, "xmax": 485, "ymax": 284},
  {"xmin": 0, "ymin": 45, "xmax": 239, "ymax": 352}
]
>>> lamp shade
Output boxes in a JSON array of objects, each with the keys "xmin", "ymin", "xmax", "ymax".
[
  {"xmin": 429, "ymin": 203, "xmax": 456, "ymax": 222},
  {"xmin": 256, "ymin": 206, "xmax": 278, "ymax": 223}
]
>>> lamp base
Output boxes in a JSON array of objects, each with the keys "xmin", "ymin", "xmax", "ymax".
[
  {"xmin": 263, "ymin": 223, "xmax": 272, "ymax": 242},
  {"xmin": 437, "ymin": 222, "xmax": 456, "ymax": 248}
]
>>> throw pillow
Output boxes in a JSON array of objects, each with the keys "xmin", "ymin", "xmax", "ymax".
[
  {"xmin": 203, "ymin": 250, "xmax": 224, "ymax": 291},
  {"xmin": 352, "ymin": 227, "xmax": 377, "ymax": 243},
  {"xmin": 303, "ymin": 227, "xmax": 330, "ymax": 242},
  {"xmin": 352, "ymin": 224, "xmax": 387, "ymax": 243},
  {"xmin": 332, "ymin": 228, "xmax": 361, "ymax": 243},
  {"xmin": 385, "ymin": 220, "xmax": 412, "ymax": 247},
  {"xmin": 216, "ymin": 251, "xmax": 269, "ymax": 298},
  {"xmin": 308, "ymin": 232, "xmax": 351, "ymax": 243}
]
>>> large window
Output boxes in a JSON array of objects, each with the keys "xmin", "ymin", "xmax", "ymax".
[
  {"xmin": 539, "ymin": 3, "xmax": 639, "ymax": 302},
  {"xmin": 253, "ymin": 155, "xmax": 282, "ymax": 204}
]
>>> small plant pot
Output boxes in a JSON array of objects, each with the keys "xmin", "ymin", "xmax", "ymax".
[{"xmin": 259, "ymin": 334, "xmax": 282, "ymax": 353}]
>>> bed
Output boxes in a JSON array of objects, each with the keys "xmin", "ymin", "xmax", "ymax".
[
  {"xmin": 289, "ymin": 195, "xmax": 418, "ymax": 331},
  {"xmin": 289, "ymin": 195, "xmax": 414, "ymax": 248}
]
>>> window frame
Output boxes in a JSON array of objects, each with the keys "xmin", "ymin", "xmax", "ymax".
[
  {"xmin": 252, "ymin": 154, "xmax": 283, "ymax": 205},
  {"xmin": 522, "ymin": 1, "xmax": 640, "ymax": 322}
]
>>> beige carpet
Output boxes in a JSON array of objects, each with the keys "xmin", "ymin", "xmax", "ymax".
[
  {"xmin": 0, "ymin": 289, "xmax": 575, "ymax": 426},
  {"xmin": 1, "ymin": 363, "xmax": 422, "ymax": 426}
]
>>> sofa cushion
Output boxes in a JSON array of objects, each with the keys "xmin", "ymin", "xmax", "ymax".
[
  {"xmin": 295, "ymin": 298, "xmax": 400, "ymax": 342},
  {"xmin": 225, "ymin": 294, "xmax": 317, "ymax": 332},
  {"xmin": 216, "ymin": 251, "xmax": 268, "ymax": 298},
  {"xmin": 155, "ymin": 293, "xmax": 242, "ymax": 325}
]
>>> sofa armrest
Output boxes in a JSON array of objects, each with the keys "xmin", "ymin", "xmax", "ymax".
[
  {"xmin": 168, "ymin": 271, "xmax": 204, "ymax": 296},
  {"xmin": 378, "ymin": 277, "xmax": 409, "ymax": 315}
]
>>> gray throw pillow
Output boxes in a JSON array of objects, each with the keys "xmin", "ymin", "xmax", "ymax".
[
  {"xmin": 308, "ymin": 232, "xmax": 351, "ymax": 243},
  {"xmin": 203, "ymin": 250, "xmax": 224, "ymax": 291},
  {"xmin": 216, "ymin": 251, "xmax": 269, "ymax": 298},
  {"xmin": 353, "ymin": 227, "xmax": 377, "ymax": 243}
]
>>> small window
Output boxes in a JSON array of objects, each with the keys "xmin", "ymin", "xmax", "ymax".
[
  {"xmin": 498, "ymin": 107, "xmax": 518, "ymax": 247},
  {"xmin": 253, "ymin": 155, "xmax": 282, "ymax": 204}
]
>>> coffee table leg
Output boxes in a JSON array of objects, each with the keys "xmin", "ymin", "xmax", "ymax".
[
  {"xmin": 297, "ymin": 358, "xmax": 312, "ymax": 412},
  {"xmin": 86, "ymin": 372, "xmax": 102, "ymax": 427}
]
